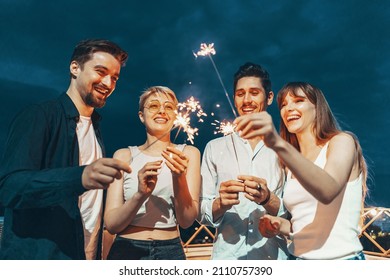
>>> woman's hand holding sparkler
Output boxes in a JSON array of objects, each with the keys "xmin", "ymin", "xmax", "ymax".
[
  {"xmin": 162, "ymin": 146, "xmax": 189, "ymax": 177},
  {"xmin": 233, "ymin": 111, "xmax": 282, "ymax": 149},
  {"xmin": 137, "ymin": 160, "xmax": 163, "ymax": 198}
]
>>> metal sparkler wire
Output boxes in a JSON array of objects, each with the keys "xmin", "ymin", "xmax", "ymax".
[
  {"xmin": 207, "ymin": 54, "xmax": 237, "ymax": 119},
  {"xmin": 130, "ymin": 123, "xmax": 180, "ymax": 163},
  {"xmin": 194, "ymin": 43, "xmax": 238, "ymax": 118},
  {"xmin": 210, "ymin": 118, "xmax": 241, "ymax": 173},
  {"xmin": 230, "ymin": 133, "xmax": 241, "ymax": 174},
  {"xmin": 195, "ymin": 43, "xmax": 241, "ymax": 173}
]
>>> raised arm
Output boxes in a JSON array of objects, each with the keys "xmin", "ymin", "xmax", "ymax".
[
  {"xmin": 271, "ymin": 133, "xmax": 357, "ymax": 204},
  {"xmin": 234, "ymin": 112, "xmax": 358, "ymax": 204}
]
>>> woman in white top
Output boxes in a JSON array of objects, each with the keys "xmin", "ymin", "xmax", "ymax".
[
  {"xmin": 233, "ymin": 82, "xmax": 368, "ymax": 260},
  {"xmin": 104, "ymin": 86, "xmax": 201, "ymax": 260}
]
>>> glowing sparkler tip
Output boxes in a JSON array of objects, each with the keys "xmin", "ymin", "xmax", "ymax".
[
  {"xmin": 195, "ymin": 43, "xmax": 216, "ymax": 57},
  {"xmin": 212, "ymin": 120, "xmax": 236, "ymax": 136}
]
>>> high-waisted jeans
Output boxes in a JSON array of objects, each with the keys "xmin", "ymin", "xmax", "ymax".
[{"xmin": 107, "ymin": 236, "xmax": 186, "ymax": 260}]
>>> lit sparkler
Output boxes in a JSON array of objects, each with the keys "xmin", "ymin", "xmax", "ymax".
[
  {"xmin": 194, "ymin": 42, "xmax": 237, "ymax": 118},
  {"xmin": 177, "ymin": 96, "xmax": 207, "ymax": 120},
  {"xmin": 174, "ymin": 96, "xmax": 207, "ymax": 144},
  {"xmin": 211, "ymin": 119, "xmax": 236, "ymax": 136},
  {"xmin": 193, "ymin": 43, "xmax": 216, "ymax": 57}
]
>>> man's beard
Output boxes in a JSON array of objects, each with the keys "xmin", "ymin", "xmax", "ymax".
[{"xmin": 85, "ymin": 92, "xmax": 107, "ymax": 108}]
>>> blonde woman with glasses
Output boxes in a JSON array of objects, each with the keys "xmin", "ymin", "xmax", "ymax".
[{"xmin": 104, "ymin": 86, "xmax": 201, "ymax": 260}]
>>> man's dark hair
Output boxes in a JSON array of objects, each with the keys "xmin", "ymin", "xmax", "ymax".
[
  {"xmin": 70, "ymin": 39, "xmax": 128, "ymax": 68},
  {"xmin": 233, "ymin": 62, "xmax": 272, "ymax": 96}
]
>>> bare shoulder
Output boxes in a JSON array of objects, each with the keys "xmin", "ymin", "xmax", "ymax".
[
  {"xmin": 328, "ymin": 132, "xmax": 356, "ymax": 152},
  {"xmin": 113, "ymin": 148, "xmax": 132, "ymax": 162},
  {"xmin": 330, "ymin": 132, "xmax": 356, "ymax": 145},
  {"xmin": 183, "ymin": 145, "xmax": 201, "ymax": 157}
]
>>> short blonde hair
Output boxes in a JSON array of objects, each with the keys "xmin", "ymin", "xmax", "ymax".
[{"xmin": 139, "ymin": 86, "xmax": 178, "ymax": 111}]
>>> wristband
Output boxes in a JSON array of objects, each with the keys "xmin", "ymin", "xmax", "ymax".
[{"xmin": 259, "ymin": 188, "xmax": 271, "ymax": 206}]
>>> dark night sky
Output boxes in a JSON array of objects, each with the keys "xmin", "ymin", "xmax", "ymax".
[{"xmin": 0, "ymin": 0, "xmax": 389, "ymax": 207}]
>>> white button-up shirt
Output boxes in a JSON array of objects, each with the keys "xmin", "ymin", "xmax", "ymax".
[{"xmin": 199, "ymin": 133, "xmax": 288, "ymax": 260}]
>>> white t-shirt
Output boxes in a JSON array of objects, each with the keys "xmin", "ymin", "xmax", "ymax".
[{"xmin": 76, "ymin": 115, "xmax": 103, "ymax": 260}]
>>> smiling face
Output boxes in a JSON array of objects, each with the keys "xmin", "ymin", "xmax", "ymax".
[
  {"xmin": 71, "ymin": 51, "xmax": 121, "ymax": 109},
  {"xmin": 139, "ymin": 92, "xmax": 177, "ymax": 135},
  {"xmin": 279, "ymin": 89, "xmax": 316, "ymax": 135},
  {"xmin": 234, "ymin": 76, "xmax": 273, "ymax": 115}
]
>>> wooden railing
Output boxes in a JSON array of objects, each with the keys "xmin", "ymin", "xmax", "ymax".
[
  {"xmin": 360, "ymin": 207, "xmax": 390, "ymax": 259},
  {"xmin": 181, "ymin": 223, "xmax": 214, "ymax": 259}
]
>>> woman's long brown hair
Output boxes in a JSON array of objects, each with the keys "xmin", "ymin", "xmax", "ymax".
[{"xmin": 277, "ymin": 82, "xmax": 368, "ymax": 201}]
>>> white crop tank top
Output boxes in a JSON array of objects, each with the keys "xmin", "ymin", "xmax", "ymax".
[
  {"xmin": 123, "ymin": 144, "xmax": 186, "ymax": 229},
  {"xmin": 283, "ymin": 142, "xmax": 363, "ymax": 259}
]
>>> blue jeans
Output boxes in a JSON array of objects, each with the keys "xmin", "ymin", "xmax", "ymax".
[
  {"xmin": 346, "ymin": 251, "xmax": 366, "ymax": 260},
  {"xmin": 107, "ymin": 236, "xmax": 186, "ymax": 260},
  {"xmin": 288, "ymin": 251, "xmax": 366, "ymax": 260}
]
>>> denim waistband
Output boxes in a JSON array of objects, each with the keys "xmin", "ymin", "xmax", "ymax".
[
  {"xmin": 345, "ymin": 251, "xmax": 366, "ymax": 260},
  {"xmin": 115, "ymin": 235, "xmax": 182, "ymax": 246}
]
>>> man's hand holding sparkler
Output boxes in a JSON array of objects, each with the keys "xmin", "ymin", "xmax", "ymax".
[
  {"xmin": 213, "ymin": 174, "xmax": 280, "ymax": 221},
  {"xmin": 212, "ymin": 180, "xmax": 245, "ymax": 222},
  {"xmin": 82, "ymin": 158, "xmax": 132, "ymax": 190},
  {"xmin": 162, "ymin": 146, "xmax": 189, "ymax": 177},
  {"xmin": 237, "ymin": 175, "xmax": 272, "ymax": 206}
]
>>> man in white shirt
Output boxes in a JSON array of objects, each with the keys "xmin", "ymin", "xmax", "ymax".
[{"xmin": 199, "ymin": 62, "xmax": 288, "ymax": 260}]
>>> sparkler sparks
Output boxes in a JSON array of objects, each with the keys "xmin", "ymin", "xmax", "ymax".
[
  {"xmin": 174, "ymin": 96, "xmax": 207, "ymax": 144},
  {"xmin": 211, "ymin": 119, "xmax": 236, "ymax": 136},
  {"xmin": 193, "ymin": 43, "xmax": 216, "ymax": 57},
  {"xmin": 174, "ymin": 112, "xmax": 197, "ymax": 144},
  {"xmin": 177, "ymin": 96, "xmax": 207, "ymax": 120}
]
